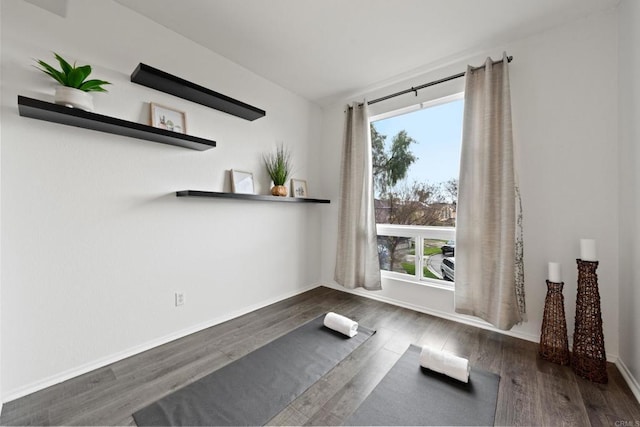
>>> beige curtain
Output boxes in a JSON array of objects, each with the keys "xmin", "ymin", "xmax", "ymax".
[
  {"xmin": 335, "ymin": 102, "xmax": 382, "ymax": 290},
  {"xmin": 455, "ymin": 53, "xmax": 525, "ymax": 330}
]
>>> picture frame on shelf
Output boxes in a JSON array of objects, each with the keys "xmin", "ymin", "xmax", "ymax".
[
  {"xmin": 230, "ymin": 170, "xmax": 255, "ymax": 194},
  {"xmin": 150, "ymin": 102, "xmax": 187, "ymax": 134},
  {"xmin": 291, "ymin": 179, "xmax": 308, "ymax": 198}
]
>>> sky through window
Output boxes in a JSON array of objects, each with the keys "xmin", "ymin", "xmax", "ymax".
[{"xmin": 372, "ymin": 99, "xmax": 464, "ymax": 186}]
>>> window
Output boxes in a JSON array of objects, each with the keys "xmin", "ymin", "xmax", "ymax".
[{"xmin": 371, "ymin": 94, "xmax": 463, "ymax": 286}]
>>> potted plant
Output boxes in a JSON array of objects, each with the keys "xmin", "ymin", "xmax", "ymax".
[
  {"xmin": 35, "ymin": 52, "xmax": 111, "ymax": 112},
  {"xmin": 263, "ymin": 144, "xmax": 292, "ymax": 196}
]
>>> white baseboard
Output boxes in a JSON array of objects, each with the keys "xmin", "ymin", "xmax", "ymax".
[
  {"xmin": 3, "ymin": 283, "xmax": 319, "ymax": 403},
  {"xmin": 616, "ymin": 357, "xmax": 640, "ymax": 404}
]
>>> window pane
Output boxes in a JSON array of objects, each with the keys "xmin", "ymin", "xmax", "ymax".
[
  {"xmin": 424, "ymin": 239, "xmax": 455, "ymax": 282},
  {"xmin": 372, "ymin": 96, "xmax": 461, "ymax": 285},
  {"xmin": 371, "ymin": 98, "xmax": 462, "ymax": 227},
  {"xmin": 377, "ymin": 235, "xmax": 416, "ymax": 276}
]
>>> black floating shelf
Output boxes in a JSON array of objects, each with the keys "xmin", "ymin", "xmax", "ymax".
[
  {"xmin": 17, "ymin": 96, "xmax": 216, "ymax": 151},
  {"xmin": 131, "ymin": 63, "xmax": 266, "ymax": 121},
  {"xmin": 176, "ymin": 190, "xmax": 330, "ymax": 204}
]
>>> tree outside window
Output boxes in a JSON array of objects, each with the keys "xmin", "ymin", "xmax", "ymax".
[{"xmin": 372, "ymin": 98, "xmax": 462, "ymax": 279}]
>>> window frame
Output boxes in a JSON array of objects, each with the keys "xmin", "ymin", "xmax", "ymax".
[
  {"xmin": 370, "ymin": 92, "xmax": 463, "ymax": 290},
  {"xmin": 369, "ymin": 92, "xmax": 464, "ymax": 123}
]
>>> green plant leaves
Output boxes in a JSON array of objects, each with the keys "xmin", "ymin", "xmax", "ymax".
[
  {"xmin": 263, "ymin": 144, "xmax": 292, "ymax": 186},
  {"xmin": 67, "ymin": 65, "xmax": 91, "ymax": 88},
  {"xmin": 79, "ymin": 79, "xmax": 110, "ymax": 92},
  {"xmin": 34, "ymin": 52, "xmax": 110, "ymax": 92},
  {"xmin": 54, "ymin": 52, "xmax": 73, "ymax": 76},
  {"xmin": 35, "ymin": 60, "xmax": 67, "ymax": 85}
]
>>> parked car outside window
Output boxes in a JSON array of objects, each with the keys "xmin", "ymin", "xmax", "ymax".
[
  {"xmin": 441, "ymin": 257, "xmax": 455, "ymax": 281},
  {"xmin": 441, "ymin": 240, "xmax": 455, "ymax": 257}
]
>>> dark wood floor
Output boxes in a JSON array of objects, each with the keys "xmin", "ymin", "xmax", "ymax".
[{"xmin": 2, "ymin": 286, "xmax": 639, "ymax": 426}]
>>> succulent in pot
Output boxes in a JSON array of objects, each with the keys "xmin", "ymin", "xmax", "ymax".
[
  {"xmin": 35, "ymin": 52, "xmax": 111, "ymax": 112},
  {"xmin": 263, "ymin": 144, "xmax": 292, "ymax": 197}
]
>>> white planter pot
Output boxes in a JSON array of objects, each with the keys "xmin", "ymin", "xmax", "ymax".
[{"xmin": 54, "ymin": 86, "xmax": 94, "ymax": 112}]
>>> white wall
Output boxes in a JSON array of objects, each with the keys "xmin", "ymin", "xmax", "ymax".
[
  {"xmin": 1, "ymin": 0, "xmax": 324, "ymax": 399},
  {"xmin": 618, "ymin": 0, "xmax": 640, "ymax": 400},
  {"xmin": 320, "ymin": 8, "xmax": 620, "ymax": 356}
]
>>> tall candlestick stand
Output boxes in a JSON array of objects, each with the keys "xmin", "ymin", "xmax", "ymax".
[
  {"xmin": 571, "ymin": 259, "xmax": 608, "ymax": 383},
  {"xmin": 539, "ymin": 280, "xmax": 570, "ymax": 365}
]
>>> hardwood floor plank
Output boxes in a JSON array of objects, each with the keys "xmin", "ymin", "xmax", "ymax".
[
  {"xmin": 64, "ymin": 350, "xmax": 233, "ymax": 426},
  {"xmin": 380, "ymin": 308, "xmax": 433, "ymax": 355},
  {"xmin": 2, "ymin": 286, "xmax": 639, "ymax": 426},
  {"xmin": 266, "ymin": 405, "xmax": 310, "ymax": 426},
  {"xmin": 287, "ymin": 327, "xmax": 396, "ymax": 418},
  {"xmin": 42, "ymin": 344, "xmax": 232, "ymax": 425},
  {"xmin": 536, "ymin": 369, "xmax": 591, "ymax": 426},
  {"xmin": 306, "ymin": 347, "xmax": 402, "ymax": 425},
  {"xmin": 218, "ymin": 297, "xmax": 354, "ymax": 360},
  {"xmin": 469, "ymin": 328, "xmax": 505, "ymax": 374},
  {"xmin": 304, "ymin": 409, "xmax": 343, "ymax": 427},
  {"xmin": 494, "ymin": 336, "xmax": 544, "ymax": 426},
  {"xmin": 0, "ymin": 366, "xmax": 116, "ymax": 422},
  {"xmin": 607, "ymin": 364, "xmax": 640, "ymax": 421},
  {"xmin": 442, "ymin": 320, "xmax": 481, "ymax": 359},
  {"xmin": 575, "ymin": 364, "xmax": 640, "ymax": 426},
  {"xmin": 414, "ymin": 315, "xmax": 456, "ymax": 350},
  {"xmin": 1, "ymin": 406, "xmax": 50, "ymax": 426}
]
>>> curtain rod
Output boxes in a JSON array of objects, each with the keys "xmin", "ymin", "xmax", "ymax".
[{"xmin": 358, "ymin": 55, "xmax": 513, "ymax": 107}]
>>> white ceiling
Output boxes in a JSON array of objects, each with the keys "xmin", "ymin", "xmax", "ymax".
[{"xmin": 115, "ymin": 0, "xmax": 618, "ymax": 105}]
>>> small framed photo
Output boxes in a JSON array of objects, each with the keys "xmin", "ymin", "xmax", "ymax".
[
  {"xmin": 150, "ymin": 103, "xmax": 187, "ymax": 134},
  {"xmin": 291, "ymin": 179, "xmax": 308, "ymax": 198},
  {"xmin": 230, "ymin": 170, "xmax": 255, "ymax": 194}
]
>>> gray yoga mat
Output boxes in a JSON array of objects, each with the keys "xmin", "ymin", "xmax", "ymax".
[
  {"xmin": 133, "ymin": 314, "xmax": 375, "ymax": 426},
  {"xmin": 346, "ymin": 345, "xmax": 500, "ymax": 426}
]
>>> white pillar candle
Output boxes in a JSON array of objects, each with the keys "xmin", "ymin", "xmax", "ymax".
[
  {"xmin": 548, "ymin": 262, "xmax": 562, "ymax": 283},
  {"xmin": 580, "ymin": 239, "xmax": 597, "ymax": 261}
]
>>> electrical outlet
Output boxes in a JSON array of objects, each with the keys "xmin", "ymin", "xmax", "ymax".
[{"xmin": 175, "ymin": 292, "xmax": 185, "ymax": 307}]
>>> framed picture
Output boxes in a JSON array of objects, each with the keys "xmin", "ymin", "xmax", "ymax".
[
  {"xmin": 230, "ymin": 170, "xmax": 255, "ymax": 194},
  {"xmin": 291, "ymin": 179, "xmax": 308, "ymax": 198},
  {"xmin": 150, "ymin": 102, "xmax": 187, "ymax": 134}
]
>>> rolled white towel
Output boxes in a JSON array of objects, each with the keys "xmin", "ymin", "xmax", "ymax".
[
  {"xmin": 323, "ymin": 312, "xmax": 358, "ymax": 337},
  {"xmin": 419, "ymin": 346, "xmax": 471, "ymax": 383}
]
